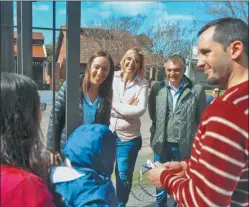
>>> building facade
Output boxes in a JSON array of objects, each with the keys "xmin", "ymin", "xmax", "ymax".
[
  {"xmin": 51, "ymin": 26, "xmax": 155, "ymax": 90},
  {"xmin": 14, "ymin": 32, "xmax": 48, "ymax": 88}
]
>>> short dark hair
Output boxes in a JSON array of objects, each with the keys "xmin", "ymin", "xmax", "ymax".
[
  {"xmin": 164, "ymin": 54, "xmax": 186, "ymax": 71},
  {"xmin": 82, "ymin": 51, "xmax": 114, "ymax": 102},
  {"xmin": 0, "ymin": 73, "xmax": 49, "ymax": 179},
  {"xmin": 213, "ymin": 86, "xmax": 220, "ymax": 91},
  {"xmin": 198, "ymin": 17, "xmax": 248, "ymax": 55}
]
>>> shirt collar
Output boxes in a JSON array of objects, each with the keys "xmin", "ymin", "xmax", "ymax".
[
  {"xmin": 168, "ymin": 79, "xmax": 184, "ymax": 91},
  {"xmin": 84, "ymin": 93, "xmax": 100, "ymax": 106},
  {"xmin": 116, "ymin": 70, "xmax": 142, "ymax": 83}
]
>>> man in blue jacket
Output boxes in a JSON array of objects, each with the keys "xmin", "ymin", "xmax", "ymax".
[{"xmin": 206, "ymin": 87, "xmax": 220, "ymax": 104}]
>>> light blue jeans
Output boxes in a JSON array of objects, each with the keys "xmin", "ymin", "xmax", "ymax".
[
  {"xmin": 115, "ymin": 136, "xmax": 142, "ymax": 207},
  {"xmin": 154, "ymin": 143, "xmax": 180, "ymax": 207}
]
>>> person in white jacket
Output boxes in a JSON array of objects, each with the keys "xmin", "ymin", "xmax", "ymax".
[{"xmin": 110, "ymin": 48, "xmax": 149, "ymax": 207}]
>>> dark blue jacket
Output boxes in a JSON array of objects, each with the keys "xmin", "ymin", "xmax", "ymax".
[
  {"xmin": 54, "ymin": 124, "xmax": 117, "ymax": 207},
  {"xmin": 47, "ymin": 75, "xmax": 111, "ymax": 152},
  {"xmin": 206, "ymin": 95, "xmax": 214, "ymax": 105}
]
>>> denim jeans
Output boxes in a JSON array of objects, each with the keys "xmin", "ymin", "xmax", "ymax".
[
  {"xmin": 154, "ymin": 143, "xmax": 180, "ymax": 207},
  {"xmin": 115, "ymin": 136, "xmax": 142, "ymax": 207}
]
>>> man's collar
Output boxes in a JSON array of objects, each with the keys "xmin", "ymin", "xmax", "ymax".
[
  {"xmin": 168, "ymin": 79, "xmax": 184, "ymax": 90},
  {"xmin": 164, "ymin": 74, "xmax": 192, "ymax": 89}
]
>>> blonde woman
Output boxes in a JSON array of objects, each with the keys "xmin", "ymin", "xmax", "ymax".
[{"xmin": 110, "ymin": 48, "xmax": 149, "ymax": 207}]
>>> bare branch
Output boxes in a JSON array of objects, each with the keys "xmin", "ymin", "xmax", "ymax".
[
  {"xmin": 201, "ymin": 1, "xmax": 248, "ymax": 23},
  {"xmin": 85, "ymin": 15, "xmax": 147, "ymax": 66},
  {"xmin": 240, "ymin": 0, "xmax": 248, "ymax": 23},
  {"xmin": 225, "ymin": 1, "xmax": 236, "ymax": 17},
  {"xmin": 145, "ymin": 20, "xmax": 192, "ymax": 68}
]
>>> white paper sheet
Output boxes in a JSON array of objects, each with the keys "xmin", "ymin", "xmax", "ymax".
[{"xmin": 50, "ymin": 166, "xmax": 85, "ymax": 184}]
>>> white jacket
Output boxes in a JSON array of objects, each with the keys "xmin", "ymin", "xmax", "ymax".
[{"xmin": 110, "ymin": 70, "xmax": 149, "ymax": 141}]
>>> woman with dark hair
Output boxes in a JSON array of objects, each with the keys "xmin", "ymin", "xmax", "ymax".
[
  {"xmin": 110, "ymin": 48, "xmax": 149, "ymax": 206},
  {"xmin": 0, "ymin": 73, "xmax": 55, "ymax": 207},
  {"xmin": 47, "ymin": 51, "xmax": 114, "ymax": 153}
]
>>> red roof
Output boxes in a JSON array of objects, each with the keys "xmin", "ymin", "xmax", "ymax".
[
  {"xmin": 14, "ymin": 45, "xmax": 46, "ymax": 58},
  {"xmin": 14, "ymin": 32, "xmax": 44, "ymax": 40}
]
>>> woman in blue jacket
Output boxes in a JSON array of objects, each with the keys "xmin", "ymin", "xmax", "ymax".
[{"xmin": 47, "ymin": 51, "xmax": 114, "ymax": 153}]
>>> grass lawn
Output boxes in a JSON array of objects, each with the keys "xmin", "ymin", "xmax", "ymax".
[{"xmin": 205, "ymin": 90, "xmax": 225, "ymax": 96}]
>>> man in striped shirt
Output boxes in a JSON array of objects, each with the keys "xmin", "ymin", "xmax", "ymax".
[{"xmin": 148, "ymin": 17, "xmax": 248, "ymax": 207}]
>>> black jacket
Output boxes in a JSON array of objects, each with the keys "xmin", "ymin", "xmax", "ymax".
[{"xmin": 47, "ymin": 75, "xmax": 111, "ymax": 152}]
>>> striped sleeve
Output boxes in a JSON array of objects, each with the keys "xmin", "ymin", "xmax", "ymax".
[{"xmin": 160, "ymin": 100, "xmax": 248, "ymax": 207}]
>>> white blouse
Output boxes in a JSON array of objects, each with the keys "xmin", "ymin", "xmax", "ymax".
[{"xmin": 110, "ymin": 70, "xmax": 149, "ymax": 141}]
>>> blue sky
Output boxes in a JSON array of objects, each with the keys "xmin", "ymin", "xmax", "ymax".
[{"xmin": 14, "ymin": 1, "xmax": 216, "ymax": 45}]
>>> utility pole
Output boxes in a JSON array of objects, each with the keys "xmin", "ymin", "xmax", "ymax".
[{"xmin": 185, "ymin": 1, "xmax": 199, "ymax": 78}]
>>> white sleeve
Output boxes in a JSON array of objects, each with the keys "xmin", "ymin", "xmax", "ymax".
[
  {"xmin": 112, "ymin": 81, "xmax": 149, "ymax": 118},
  {"xmin": 111, "ymin": 109, "xmax": 123, "ymax": 118}
]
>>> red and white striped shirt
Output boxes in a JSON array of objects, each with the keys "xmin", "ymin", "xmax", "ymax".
[{"xmin": 160, "ymin": 80, "xmax": 249, "ymax": 207}]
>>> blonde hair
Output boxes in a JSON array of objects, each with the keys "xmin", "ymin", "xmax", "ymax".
[{"xmin": 120, "ymin": 48, "xmax": 145, "ymax": 78}]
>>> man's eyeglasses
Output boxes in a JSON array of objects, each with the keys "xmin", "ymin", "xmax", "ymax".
[{"xmin": 40, "ymin": 102, "xmax": 47, "ymax": 111}]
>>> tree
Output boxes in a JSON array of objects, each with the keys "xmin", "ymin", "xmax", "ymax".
[
  {"xmin": 134, "ymin": 33, "xmax": 153, "ymax": 52},
  {"xmin": 90, "ymin": 15, "xmax": 147, "ymax": 36},
  {"xmin": 202, "ymin": 1, "xmax": 248, "ymax": 24},
  {"xmin": 85, "ymin": 15, "xmax": 147, "ymax": 65},
  {"xmin": 45, "ymin": 42, "xmax": 57, "ymax": 65},
  {"xmin": 145, "ymin": 20, "xmax": 192, "ymax": 76},
  {"xmin": 143, "ymin": 20, "xmax": 193, "ymax": 81},
  {"xmin": 45, "ymin": 42, "xmax": 58, "ymax": 84}
]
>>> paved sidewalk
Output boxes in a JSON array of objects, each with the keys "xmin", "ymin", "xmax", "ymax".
[{"xmin": 126, "ymin": 111, "xmax": 175, "ymax": 207}]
